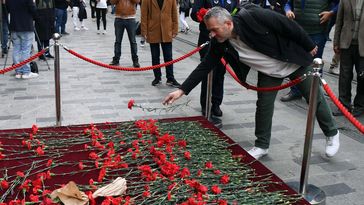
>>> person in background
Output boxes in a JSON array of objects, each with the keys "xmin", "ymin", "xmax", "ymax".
[
  {"xmin": 6, "ymin": 0, "xmax": 39, "ymax": 79},
  {"xmin": 96, "ymin": 0, "xmax": 108, "ymax": 34},
  {"xmin": 109, "ymin": 0, "xmax": 140, "ymax": 68},
  {"xmin": 141, "ymin": 0, "xmax": 181, "ymax": 87},
  {"xmin": 163, "ymin": 5, "xmax": 340, "ymax": 160},
  {"xmin": 71, "ymin": 0, "xmax": 88, "ymax": 30},
  {"xmin": 35, "ymin": 0, "xmax": 55, "ymax": 60},
  {"xmin": 333, "ymin": 0, "xmax": 364, "ymax": 117},
  {"xmin": 1, "ymin": 0, "xmax": 9, "ymax": 57},
  {"xmin": 179, "ymin": 0, "xmax": 192, "ymax": 33},
  {"xmin": 280, "ymin": 0, "xmax": 338, "ymax": 102},
  {"xmin": 90, "ymin": 0, "xmax": 96, "ymax": 21},
  {"xmin": 55, "ymin": 0, "xmax": 70, "ymax": 35},
  {"xmin": 191, "ymin": 0, "xmax": 239, "ymax": 117}
]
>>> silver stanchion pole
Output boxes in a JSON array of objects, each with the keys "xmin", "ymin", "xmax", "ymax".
[
  {"xmin": 205, "ymin": 71, "xmax": 222, "ymax": 128},
  {"xmin": 287, "ymin": 58, "xmax": 325, "ymax": 204},
  {"xmin": 53, "ymin": 33, "xmax": 62, "ymax": 126}
]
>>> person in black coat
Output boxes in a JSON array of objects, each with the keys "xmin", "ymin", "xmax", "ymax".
[
  {"xmin": 179, "ymin": 0, "xmax": 192, "ymax": 33},
  {"xmin": 163, "ymin": 5, "xmax": 340, "ymax": 160},
  {"xmin": 35, "ymin": 0, "xmax": 55, "ymax": 59},
  {"xmin": 190, "ymin": 0, "xmax": 239, "ymax": 118}
]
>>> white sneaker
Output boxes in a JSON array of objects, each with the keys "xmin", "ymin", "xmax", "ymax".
[
  {"xmin": 15, "ymin": 73, "xmax": 22, "ymax": 79},
  {"xmin": 97, "ymin": 30, "xmax": 101, "ymax": 34},
  {"xmin": 247, "ymin": 147, "xmax": 268, "ymax": 160},
  {"xmin": 102, "ymin": 30, "xmax": 107, "ymax": 35},
  {"xmin": 22, "ymin": 72, "xmax": 39, "ymax": 79},
  {"xmin": 81, "ymin": 26, "xmax": 88, "ymax": 31},
  {"xmin": 74, "ymin": 27, "xmax": 80, "ymax": 31},
  {"xmin": 329, "ymin": 67, "xmax": 340, "ymax": 75},
  {"xmin": 325, "ymin": 131, "xmax": 340, "ymax": 157}
]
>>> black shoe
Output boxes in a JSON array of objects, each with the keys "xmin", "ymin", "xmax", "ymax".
[
  {"xmin": 39, "ymin": 55, "xmax": 46, "ymax": 61},
  {"xmin": 332, "ymin": 109, "xmax": 344, "ymax": 116},
  {"xmin": 2, "ymin": 48, "xmax": 7, "ymax": 55},
  {"xmin": 280, "ymin": 91, "xmax": 302, "ymax": 102},
  {"xmin": 166, "ymin": 79, "xmax": 181, "ymax": 88},
  {"xmin": 133, "ymin": 60, "xmax": 140, "ymax": 68},
  {"xmin": 109, "ymin": 59, "xmax": 119, "ymax": 66},
  {"xmin": 45, "ymin": 54, "xmax": 54, "ymax": 58},
  {"xmin": 212, "ymin": 105, "xmax": 223, "ymax": 117},
  {"xmin": 61, "ymin": 32, "xmax": 70, "ymax": 35},
  {"xmin": 352, "ymin": 107, "xmax": 364, "ymax": 117},
  {"xmin": 152, "ymin": 78, "xmax": 161, "ymax": 86}
]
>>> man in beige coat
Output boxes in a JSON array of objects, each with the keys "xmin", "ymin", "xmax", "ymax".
[
  {"xmin": 141, "ymin": 0, "xmax": 181, "ymax": 87},
  {"xmin": 333, "ymin": 0, "xmax": 364, "ymax": 117}
]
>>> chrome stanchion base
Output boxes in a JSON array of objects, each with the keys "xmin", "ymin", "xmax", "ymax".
[
  {"xmin": 208, "ymin": 116, "xmax": 222, "ymax": 129},
  {"xmin": 286, "ymin": 182, "xmax": 326, "ymax": 205}
]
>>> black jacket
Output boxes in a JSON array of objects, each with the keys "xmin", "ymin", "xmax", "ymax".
[
  {"xmin": 180, "ymin": 2, "xmax": 315, "ymax": 95},
  {"xmin": 6, "ymin": 0, "xmax": 36, "ymax": 32}
]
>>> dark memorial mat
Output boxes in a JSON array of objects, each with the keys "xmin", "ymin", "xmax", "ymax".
[{"xmin": 0, "ymin": 116, "xmax": 309, "ymax": 204}]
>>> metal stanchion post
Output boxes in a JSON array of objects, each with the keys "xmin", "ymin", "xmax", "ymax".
[
  {"xmin": 205, "ymin": 71, "xmax": 222, "ymax": 128},
  {"xmin": 287, "ymin": 58, "xmax": 325, "ymax": 204},
  {"xmin": 53, "ymin": 33, "xmax": 62, "ymax": 126}
]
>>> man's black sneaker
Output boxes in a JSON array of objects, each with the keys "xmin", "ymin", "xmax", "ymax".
[
  {"xmin": 45, "ymin": 54, "xmax": 54, "ymax": 58},
  {"xmin": 109, "ymin": 60, "xmax": 119, "ymax": 66},
  {"xmin": 133, "ymin": 61, "xmax": 140, "ymax": 68},
  {"xmin": 152, "ymin": 78, "xmax": 161, "ymax": 86},
  {"xmin": 166, "ymin": 79, "xmax": 181, "ymax": 88},
  {"xmin": 212, "ymin": 105, "xmax": 223, "ymax": 117}
]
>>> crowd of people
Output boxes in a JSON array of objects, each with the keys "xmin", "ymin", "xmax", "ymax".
[{"xmin": 0, "ymin": 0, "xmax": 363, "ymax": 160}]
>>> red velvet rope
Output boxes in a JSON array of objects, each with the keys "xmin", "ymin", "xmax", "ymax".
[
  {"xmin": 322, "ymin": 81, "xmax": 364, "ymax": 134},
  {"xmin": 221, "ymin": 58, "xmax": 305, "ymax": 92},
  {"xmin": 0, "ymin": 49, "xmax": 47, "ymax": 74},
  {"xmin": 64, "ymin": 45, "xmax": 205, "ymax": 72}
]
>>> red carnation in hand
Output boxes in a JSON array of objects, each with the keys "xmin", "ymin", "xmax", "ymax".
[
  {"xmin": 128, "ymin": 99, "xmax": 135, "ymax": 110},
  {"xmin": 197, "ymin": 8, "xmax": 209, "ymax": 22}
]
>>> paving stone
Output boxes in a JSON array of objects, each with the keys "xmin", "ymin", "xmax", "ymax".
[
  {"xmin": 223, "ymin": 100, "xmax": 256, "ymax": 105},
  {"xmin": 271, "ymin": 125, "xmax": 290, "ymax": 132},
  {"xmin": 14, "ymin": 96, "xmax": 37, "ymax": 100},
  {"xmin": 91, "ymin": 113, "xmax": 120, "ymax": 119},
  {"xmin": 0, "ymin": 115, "xmax": 21, "ymax": 120},
  {"xmin": 88, "ymin": 105, "xmax": 115, "ymax": 111},
  {"xmin": 36, "ymin": 117, "xmax": 63, "ymax": 123},
  {"xmin": 320, "ymin": 183, "xmax": 355, "ymax": 197},
  {"xmin": 318, "ymin": 161, "xmax": 357, "ymax": 172}
]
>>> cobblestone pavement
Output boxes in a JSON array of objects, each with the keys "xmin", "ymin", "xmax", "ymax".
[{"xmin": 0, "ymin": 5, "xmax": 363, "ymax": 204}]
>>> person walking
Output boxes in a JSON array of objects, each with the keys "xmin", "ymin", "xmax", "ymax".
[
  {"xmin": 333, "ymin": 0, "xmax": 364, "ymax": 117},
  {"xmin": 6, "ymin": 0, "xmax": 39, "ymax": 79},
  {"xmin": 71, "ymin": 0, "xmax": 88, "ymax": 30},
  {"xmin": 1, "ymin": 0, "xmax": 9, "ymax": 56},
  {"xmin": 141, "ymin": 0, "xmax": 181, "ymax": 87},
  {"xmin": 96, "ymin": 0, "xmax": 108, "ymax": 34},
  {"xmin": 109, "ymin": 0, "xmax": 140, "ymax": 67},
  {"xmin": 179, "ymin": 0, "xmax": 192, "ymax": 33},
  {"xmin": 55, "ymin": 0, "xmax": 70, "ymax": 35},
  {"xmin": 191, "ymin": 0, "xmax": 239, "ymax": 117},
  {"xmin": 163, "ymin": 5, "xmax": 340, "ymax": 160}
]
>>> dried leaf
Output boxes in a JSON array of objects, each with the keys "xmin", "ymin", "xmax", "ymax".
[{"xmin": 92, "ymin": 177, "xmax": 127, "ymax": 198}]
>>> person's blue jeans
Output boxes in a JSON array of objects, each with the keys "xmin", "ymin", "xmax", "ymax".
[
  {"xmin": 290, "ymin": 32, "xmax": 327, "ymax": 96},
  {"xmin": 2, "ymin": 16, "xmax": 8, "ymax": 51},
  {"xmin": 150, "ymin": 42, "xmax": 174, "ymax": 80},
  {"xmin": 55, "ymin": 8, "xmax": 68, "ymax": 34},
  {"xmin": 113, "ymin": 18, "xmax": 138, "ymax": 62},
  {"xmin": 12, "ymin": 32, "xmax": 34, "ymax": 74}
]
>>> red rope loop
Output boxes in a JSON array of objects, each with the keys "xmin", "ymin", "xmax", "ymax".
[
  {"xmin": 0, "ymin": 49, "xmax": 48, "ymax": 74},
  {"xmin": 322, "ymin": 80, "xmax": 364, "ymax": 134},
  {"xmin": 222, "ymin": 58, "xmax": 305, "ymax": 92},
  {"xmin": 63, "ymin": 43, "xmax": 206, "ymax": 72}
]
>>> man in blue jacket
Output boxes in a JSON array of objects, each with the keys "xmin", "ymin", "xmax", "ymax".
[
  {"xmin": 6, "ymin": 0, "xmax": 38, "ymax": 79},
  {"xmin": 163, "ymin": 5, "xmax": 340, "ymax": 160}
]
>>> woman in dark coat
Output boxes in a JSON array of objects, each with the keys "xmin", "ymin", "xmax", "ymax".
[{"xmin": 35, "ymin": 0, "xmax": 55, "ymax": 59}]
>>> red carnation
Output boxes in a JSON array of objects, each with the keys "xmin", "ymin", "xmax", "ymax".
[
  {"xmin": 17, "ymin": 171, "xmax": 25, "ymax": 178},
  {"xmin": 184, "ymin": 151, "xmax": 191, "ymax": 160},
  {"xmin": 218, "ymin": 199, "xmax": 228, "ymax": 205},
  {"xmin": 32, "ymin": 124, "xmax": 38, "ymax": 134},
  {"xmin": 142, "ymin": 191, "xmax": 150, "ymax": 197},
  {"xmin": 211, "ymin": 185, "xmax": 222, "ymax": 194},
  {"xmin": 180, "ymin": 167, "xmax": 191, "ymax": 178},
  {"xmin": 197, "ymin": 8, "xmax": 209, "ymax": 22},
  {"xmin": 128, "ymin": 99, "xmax": 135, "ymax": 110},
  {"xmin": 220, "ymin": 174, "xmax": 230, "ymax": 184},
  {"xmin": 0, "ymin": 152, "xmax": 4, "ymax": 160},
  {"xmin": 46, "ymin": 159, "xmax": 53, "ymax": 167},
  {"xmin": 36, "ymin": 146, "xmax": 44, "ymax": 156},
  {"xmin": 89, "ymin": 152, "xmax": 98, "ymax": 160},
  {"xmin": 79, "ymin": 161, "xmax": 84, "ymax": 170},
  {"xmin": 205, "ymin": 161, "xmax": 213, "ymax": 169},
  {"xmin": 1, "ymin": 180, "xmax": 9, "ymax": 189},
  {"xmin": 214, "ymin": 169, "xmax": 221, "ymax": 175}
]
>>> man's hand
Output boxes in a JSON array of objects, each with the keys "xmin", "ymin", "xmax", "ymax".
[
  {"xmin": 319, "ymin": 11, "xmax": 333, "ymax": 24},
  {"xmin": 286, "ymin": 10, "xmax": 295, "ymax": 19},
  {"xmin": 162, "ymin": 89, "xmax": 185, "ymax": 105},
  {"xmin": 310, "ymin": 46, "xmax": 318, "ymax": 56},
  {"xmin": 334, "ymin": 45, "xmax": 340, "ymax": 54}
]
